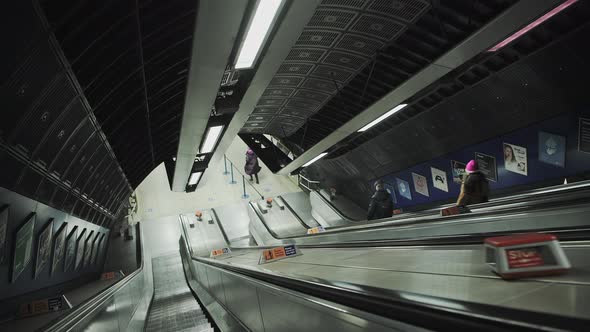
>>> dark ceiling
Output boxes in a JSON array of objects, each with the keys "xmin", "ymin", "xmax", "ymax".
[
  {"xmin": 306, "ymin": 0, "xmax": 590, "ymax": 208},
  {"xmin": 39, "ymin": 0, "xmax": 198, "ymax": 188},
  {"xmin": 239, "ymin": 0, "xmax": 518, "ymax": 151}
]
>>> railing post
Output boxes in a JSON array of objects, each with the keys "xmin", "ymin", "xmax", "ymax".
[
  {"xmin": 242, "ymin": 175, "xmax": 249, "ymax": 199},
  {"xmin": 230, "ymin": 163, "xmax": 236, "ymax": 184},
  {"xmin": 223, "ymin": 155, "xmax": 229, "ymax": 175}
]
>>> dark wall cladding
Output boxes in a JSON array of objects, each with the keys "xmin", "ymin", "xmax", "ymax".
[
  {"xmin": 0, "ymin": 187, "xmax": 110, "ymax": 304},
  {"xmin": 0, "ymin": 2, "xmax": 131, "ymax": 228}
]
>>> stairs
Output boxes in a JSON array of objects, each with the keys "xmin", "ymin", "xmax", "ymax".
[{"xmin": 146, "ymin": 254, "xmax": 213, "ymax": 332}]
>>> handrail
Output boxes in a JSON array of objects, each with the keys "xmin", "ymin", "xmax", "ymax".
[
  {"xmin": 314, "ymin": 189, "xmax": 361, "ymax": 222},
  {"xmin": 248, "ymin": 202, "xmax": 287, "ymax": 240},
  {"xmin": 249, "ymin": 187, "xmax": 590, "ymax": 240},
  {"xmin": 276, "ymin": 195, "xmax": 311, "ymax": 230},
  {"xmin": 43, "ymin": 223, "xmax": 145, "ymax": 331},
  {"xmin": 224, "ymin": 154, "xmax": 265, "ymax": 200},
  {"xmin": 184, "ymin": 234, "xmax": 588, "ymax": 332}
]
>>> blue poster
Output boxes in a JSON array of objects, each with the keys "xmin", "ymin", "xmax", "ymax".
[
  {"xmin": 538, "ymin": 132, "xmax": 566, "ymax": 167},
  {"xmin": 383, "ymin": 182, "xmax": 397, "ymax": 204},
  {"xmin": 396, "ymin": 178, "xmax": 412, "ymax": 200}
]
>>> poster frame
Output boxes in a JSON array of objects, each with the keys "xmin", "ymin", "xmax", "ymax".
[
  {"xmin": 35, "ymin": 218, "xmax": 54, "ymax": 279},
  {"xmin": 11, "ymin": 212, "xmax": 36, "ymax": 283}
]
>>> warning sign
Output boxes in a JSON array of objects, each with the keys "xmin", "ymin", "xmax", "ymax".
[
  {"xmin": 210, "ymin": 247, "xmax": 231, "ymax": 258},
  {"xmin": 307, "ymin": 226, "xmax": 325, "ymax": 234},
  {"xmin": 506, "ymin": 249, "xmax": 544, "ymax": 268},
  {"xmin": 259, "ymin": 245, "xmax": 301, "ymax": 264}
]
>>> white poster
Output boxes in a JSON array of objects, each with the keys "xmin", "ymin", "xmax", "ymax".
[
  {"xmin": 412, "ymin": 173, "xmax": 429, "ymax": 197},
  {"xmin": 503, "ymin": 142, "xmax": 527, "ymax": 175},
  {"xmin": 430, "ymin": 167, "xmax": 449, "ymax": 192}
]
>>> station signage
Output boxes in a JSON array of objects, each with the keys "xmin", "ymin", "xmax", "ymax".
[
  {"xmin": 258, "ymin": 245, "xmax": 301, "ymax": 264},
  {"xmin": 307, "ymin": 226, "xmax": 325, "ymax": 234},
  {"xmin": 210, "ymin": 247, "xmax": 232, "ymax": 258}
]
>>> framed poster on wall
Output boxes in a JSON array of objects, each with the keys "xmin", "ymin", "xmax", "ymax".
[
  {"xmin": 0, "ymin": 205, "xmax": 9, "ymax": 264},
  {"xmin": 475, "ymin": 152, "xmax": 497, "ymax": 181},
  {"xmin": 75, "ymin": 229, "xmax": 86, "ymax": 271},
  {"xmin": 579, "ymin": 117, "xmax": 590, "ymax": 153},
  {"xmin": 396, "ymin": 178, "xmax": 412, "ymax": 200},
  {"xmin": 64, "ymin": 226, "xmax": 78, "ymax": 272},
  {"xmin": 451, "ymin": 160, "xmax": 466, "ymax": 184},
  {"xmin": 83, "ymin": 231, "xmax": 94, "ymax": 268},
  {"xmin": 12, "ymin": 213, "xmax": 36, "ymax": 282},
  {"xmin": 412, "ymin": 173, "xmax": 429, "ymax": 197},
  {"xmin": 90, "ymin": 232, "xmax": 101, "ymax": 265},
  {"xmin": 503, "ymin": 143, "xmax": 527, "ymax": 176},
  {"xmin": 35, "ymin": 219, "xmax": 54, "ymax": 279},
  {"xmin": 51, "ymin": 223, "xmax": 67, "ymax": 276},
  {"xmin": 539, "ymin": 132, "xmax": 566, "ymax": 167},
  {"xmin": 430, "ymin": 167, "xmax": 449, "ymax": 192}
]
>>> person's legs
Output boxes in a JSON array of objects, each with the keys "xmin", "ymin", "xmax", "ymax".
[
  {"xmin": 255, "ymin": 173, "xmax": 259, "ymax": 184},
  {"xmin": 249, "ymin": 174, "xmax": 253, "ymax": 181}
]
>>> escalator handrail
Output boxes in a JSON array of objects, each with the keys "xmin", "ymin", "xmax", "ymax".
[
  {"xmin": 43, "ymin": 223, "xmax": 145, "ymax": 332},
  {"xmin": 248, "ymin": 201, "xmax": 288, "ymax": 240},
  {"xmin": 183, "ymin": 235, "xmax": 587, "ymax": 332},
  {"xmin": 253, "ymin": 189, "xmax": 590, "ymax": 240},
  {"xmin": 276, "ymin": 195, "xmax": 312, "ymax": 229}
]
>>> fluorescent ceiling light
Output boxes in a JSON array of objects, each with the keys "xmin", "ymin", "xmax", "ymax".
[
  {"xmin": 302, "ymin": 152, "xmax": 328, "ymax": 167},
  {"xmin": 488, "ymin": 0, "xmax": 577, "ymax": 52},
  {"xmin": 200, "ymin": 125, "xmax": 224, "ymax": 154},
  {"xmin": 357, "ymin": 104, "xmax": 408, "ymax": 132},
  {"xmin": 188, "ymin": 172, "xmax": 202, "ymax": 186},
  {"xmin": 234, "ymin": 0, "xmax": 283, "ymax": 69}
]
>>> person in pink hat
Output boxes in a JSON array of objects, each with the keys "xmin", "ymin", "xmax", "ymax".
[{"xmin": 457, "ymin": 159, "xmax": 489, "ymax": 206}]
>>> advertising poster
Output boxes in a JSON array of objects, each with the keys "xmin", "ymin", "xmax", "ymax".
[
  {"xmin": 383, "ymin": 182, "xmax": 397, "ymax": 204},
  {"xmin": 83, "ymin": 231, "xmax": 94, "ymax": 268},
  {"xmin": 451, "ymin": 160, "xmax": 467, "ymax": 184},
  {"xmin": 396, "ymin": 178, "xmax": 412, "ymax": 200},
  {"xmin": 0, "ymin": 205, "xmax": 8, "ymax": 264},
  {"xmin": 90, "ymin": 232, "xmax": 101, "ymax": 265},
  {"xmin": 412, "ymin": 173, "xmax": 429, "ymax": 197},
  {"xmin": 64, "ymin": 227, "xmax": 78, "ymax": 272},
  {"xmin": 475, "ymin": 152, "xmax": 497, "ymax": 181},
  {"xmin": 35, "ymin": 219, "xmax": 54, "ymax": 279},
  {"xmin": 12, "ymin": 213, "xmax": 36, "ymax": 282},
  {"xmin": 75, "ymin": 229, "xmax": 86, "ymax": 271},
  {"xmin": 503, "ymin": 143, "xmax": 528, "ymax": 175},
  {"xmin": 51, "ymin": 223, "xmax": 67, "ymax": 275},
  {"xmin": 539, "ymin": 132, "xmax": 566, "ymax": 167},
  {"xmin": 579, "ymin": 117, "xmax": 590, "ymax": 153},
  {"xmin": 430, "ymin": 167, "xmax": 449, "ymax": 192}
]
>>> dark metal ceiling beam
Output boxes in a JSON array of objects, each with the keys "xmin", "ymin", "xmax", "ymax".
[{"xmin": 278, "ymin": 0, "xmax": 563, "ymax": 175}]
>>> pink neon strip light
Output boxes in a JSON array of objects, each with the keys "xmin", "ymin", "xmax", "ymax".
[{"xmin": 488, "ymin": 0, "xmax": 578, "ymax": 52}]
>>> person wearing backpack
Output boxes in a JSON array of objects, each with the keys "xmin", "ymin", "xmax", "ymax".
[
  {"xmin": 367, "ymin": 180, "xmax": 394, "ymax": 220},
  {"xmin": 457, "ymin": 159, "xmax": 489, "ymax": 206}
]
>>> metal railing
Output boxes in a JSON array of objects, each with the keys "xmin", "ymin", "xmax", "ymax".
[
  {"xmin": 298, "ymin": 174, "xmax": 321, "ymax": 192},
  {"xmin": 222, "ymin": 155, "xmax": 264, "ymax": 200}
]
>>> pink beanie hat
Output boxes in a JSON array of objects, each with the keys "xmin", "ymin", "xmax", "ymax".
[
  {"xmin": 247, "ymin": 149, "xmax": 254, "ymax": 155},
  {"xmin": 465, "ymin": 160, "xmax": 478, "ymax": 173}
]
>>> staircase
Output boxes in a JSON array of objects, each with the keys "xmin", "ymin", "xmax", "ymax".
[{"xmin": 145, "ymin": 254, "xmax": 213, "ymax": 332}]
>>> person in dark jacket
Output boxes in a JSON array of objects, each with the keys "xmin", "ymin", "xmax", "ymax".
[
  {"xmin": 244, "ymin": 149, "xmax": 260, "ymax": 184},
  {"xmin": 367, "ymin": 180, "xmax": 394, "ymax": 220},
  {"xmin": 457, "ymin": 159, "xmax": 489, "ymax": 206}
]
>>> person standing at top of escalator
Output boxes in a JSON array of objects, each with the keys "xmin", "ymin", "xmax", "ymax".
[
  {"xmin": 367, "ymin": 180, "xmax": 394, "ymax": 220},
  {"xmin": 457, "ymin": 160, "xmax": 489, "ymax": 206},
  {"xmin": 245, "ymin": 148, "xmax": 261, "ymax": 184}
]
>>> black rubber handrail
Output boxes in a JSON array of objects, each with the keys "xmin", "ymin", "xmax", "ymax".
[
  {"xmin": 276, "ymin": 195, "xmax": 312, "ymax": 229},
  {"xmin": 249, "ymin": 188, "xmax": 590, "ymax": 240},
  {"xmin": 187, "ymin": 239, "xmax": 587, "ymax": 332},
  {"xmin": 43, "ymin": 223, "xmax": 145, "ymax": 332}
]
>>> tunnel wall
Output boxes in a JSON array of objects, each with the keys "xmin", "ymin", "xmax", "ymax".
[
  {"xmin": 374, "ymin": 109, "xmax": 590, "ymax": 209},
  {"xmin": 0, "ymin": 187, "xmax": 109, "ymax": 305}
]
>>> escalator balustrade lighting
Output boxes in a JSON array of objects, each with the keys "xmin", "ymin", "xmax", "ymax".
[
  {"xmin": 302, "ymin": 152, "xmax": 328, "ymax": 167},
  {"xmin": 488, "ymin": 0, "xmax": 578, "ymax": 52},
  {"xmin": 234, "ymin": 0, "xmax": 284, "ymax": 69},
  {"xmin": 200, "ymin": 125, "xmax": 224, "ymax": 154},
  {"xmin": 357, "ymin": 104, "xmax": 408, "ymax": 132}
]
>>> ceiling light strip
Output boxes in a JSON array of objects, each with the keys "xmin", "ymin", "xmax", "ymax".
[
  {"xmin": 357, "ymin": 104, "xmax": 408, "ymax": 132},
  {"xmin": 488, "ymin": 0, "xmax": 578, "ymax": 52},
  {"xmin": 302, "ymin": 152, "xmax": 328, "ymax": 167},
  {"xmin": 200, "ymin": 125, "xmax": 224, "ymax": 154},
  {"xmin": 234, "ymin": 0, "xmax": 284, "ymax": 69}
]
